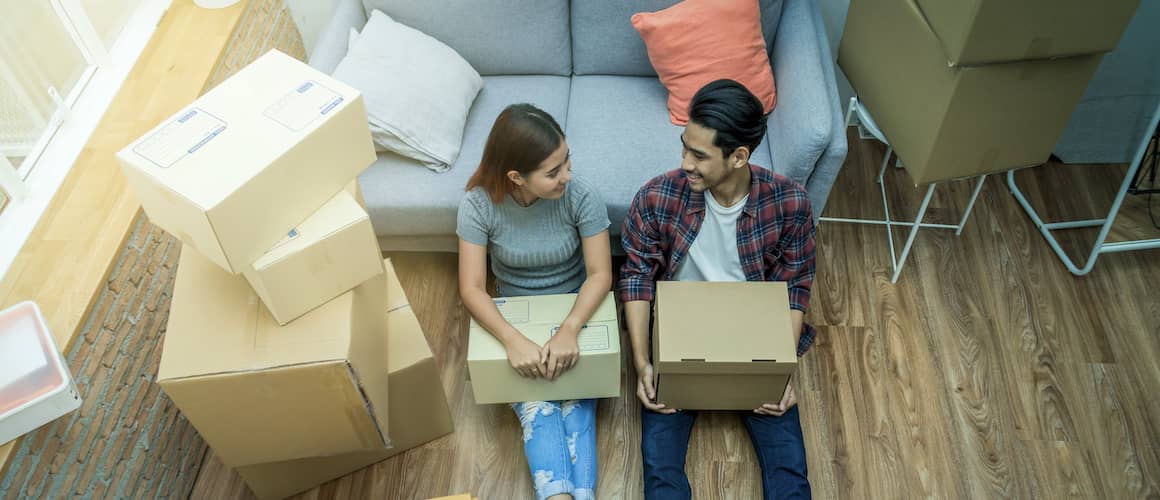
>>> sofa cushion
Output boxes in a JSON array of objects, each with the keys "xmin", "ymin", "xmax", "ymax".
[
  {"xmin": 632, "ymin": 0, "xmax": 777, "ymax": 126},
  {"xmin": 333, "ymin": 10, "xmax": 483, "ymax": 172},
  {"xmin": 361, "ymin": 0, "xmax": 571, "ymax": 76},
  {"xmin": 564, "ymin": 76, "xmax": 772, "ymax": 239},
  {"xmin": 572, "ymin": 0, "xmax": 784, "ymax": 76},
  {"xmin": 359, "ymin": 76, "xmax": 572, "ymax": 237}
]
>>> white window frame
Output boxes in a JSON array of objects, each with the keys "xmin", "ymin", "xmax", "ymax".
[{"xmin": 0, "ymin": 0, "xmax": 174, "ymax": 279}]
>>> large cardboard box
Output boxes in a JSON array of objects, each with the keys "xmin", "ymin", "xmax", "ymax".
[
  {"xmin": 914, "ymin": 0, "xmax": 1140, "ymax": 66},
  {"xmin": 159, "ymin": 250, "xmax": 390, "ymax": 467},
  {"xmin": 652, "ymin": 281, "xmax": 797, "ymax": 410},
  {"xmin": 839, "ymin": 0, "xmax": 1102, "ymax": 184},
  {"xmin": 235, "ymin": 260, "xmax": 454, "ymax": 500},
  {"xmin": 117, "ymin": 49, "xmax": 376, "ymax": 274},
  {"xmin": 468, "ymin": 293, "xmax": 621, "ymax": 404},
  {"xmin": 243, "ymin": 186, "xmax": 383, "ymax": 325}
]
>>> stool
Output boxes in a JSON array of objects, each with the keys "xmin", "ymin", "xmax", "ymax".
[{"xmin": 820, "ymin": 97, "xmax": 987, "ymax": 283}]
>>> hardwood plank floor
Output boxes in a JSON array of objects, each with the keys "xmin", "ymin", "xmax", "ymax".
[{"xmin": 187, "ymin": 130, "xmax": 1160, "ymax": 499}]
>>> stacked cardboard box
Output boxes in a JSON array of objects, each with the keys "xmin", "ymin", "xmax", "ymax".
[
  {"xmin": 839, "ymin": 0, "xmax": 1140, "ymax": 184},
  {"xmin": 234, "ymin": 261, "xmax": 454, "ymax": 500},
  {"xmin": 116, "ymin": 49, "xmax": 452, "ymax": 499}
]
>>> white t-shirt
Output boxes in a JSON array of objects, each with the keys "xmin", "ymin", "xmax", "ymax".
[{"xmin": 674, "ymin": 190, "xmax": 748, "ymax": 282}]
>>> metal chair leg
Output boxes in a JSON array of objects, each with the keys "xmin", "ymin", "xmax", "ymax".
[
  {"xmin": 844, "ymin": 97, "xmax": 857, "ymax": 128},
  {"xmin": 891, "ymin": 183, "xmax": 937, "ymax": 283},
  {"xmin": 956, "ymin": 175, "xmax": 987, "ymax": 235},
  {"xmin": 876, "ymin": 146, "xmax": 892, "ymax": 184}
]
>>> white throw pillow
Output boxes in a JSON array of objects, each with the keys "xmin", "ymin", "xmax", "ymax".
[{"xmin": 333, "ymin": 10, "xmax": 483, "ymax": 172}]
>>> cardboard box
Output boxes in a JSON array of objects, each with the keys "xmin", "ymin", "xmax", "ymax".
[
  {"xmin": 159, "ymin": 250, "xmax": 389, "ymax": 467},
  {"xmin": 652, "ymin": 281, "xmax": 796, "ymax": 410},
  {"xmin": 348, "ymin": 178, "xmax": 366, "ymax": 207},
  {"xmin": 914, "ymin": 0, "xmax": 1140, "ymax": 66},
  {"xmin": 117, "ymin": 49, "xmax": 376, "ymax": 274},
  {"xmin": 839, "ymin": 0, "xmax": 1102, "ymax": 184},
  {"xmin": 235, "ymin": 260, "xmax": 454, "ymax": 500},
  {"xmin": 243, "ymin": 185, "xmax": 383, "ymax": 325},
  {"xmin": 0, "ymin": 302, "xmax": 82, "ymax": 445},
  {"xmin": 468, "ymin": 292, "xmax": 621, "ymax": 404}
]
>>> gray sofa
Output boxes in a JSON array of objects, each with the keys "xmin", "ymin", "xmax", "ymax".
[{"xmin": 310, "ymin": 0, "xmax": 847, "ymax": 252}]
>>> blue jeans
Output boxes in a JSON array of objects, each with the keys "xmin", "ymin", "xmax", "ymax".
[
  {"xmin": 512, "ymin": 399, "xmax": 598, "ymax": 500},
  {"xmin": 498, "ymin": 282, "xmax": 598, "ymax": 500},
  {"xmin": 641, "ymin": 406, "xmax": 810, "ymax": 499}
]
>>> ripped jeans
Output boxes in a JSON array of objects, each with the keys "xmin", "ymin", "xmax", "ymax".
[
  {"xmin": 496, "ymin": 282, "xmax": 598, "ymax": 499},
  {"xmin": 512, "ymin": 399, "xmax": 598, "ymax": 500}
]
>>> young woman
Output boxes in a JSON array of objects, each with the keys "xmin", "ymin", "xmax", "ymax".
[{"xmin": 457, "ymin": 103, "xmax": 612, "ymax": 500}]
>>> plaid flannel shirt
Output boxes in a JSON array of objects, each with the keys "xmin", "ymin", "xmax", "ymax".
[{"xmin": 618, "ymin": 165, "xmax": 818, "ymax": 355}]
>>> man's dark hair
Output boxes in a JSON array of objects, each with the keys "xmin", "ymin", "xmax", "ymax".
[{"xmin": 688, "ymin": 79, "xmax": 768, "ymax": 158}]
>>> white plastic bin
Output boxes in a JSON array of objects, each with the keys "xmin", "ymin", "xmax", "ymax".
[{"xmin": 0, "ymin": 301, "xmax": 82, "ymax": 445}]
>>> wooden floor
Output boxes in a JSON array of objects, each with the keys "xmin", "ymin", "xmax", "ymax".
[{"xmin": 187, "ymin": 132, "xmax": 1160, "ymax": 499}]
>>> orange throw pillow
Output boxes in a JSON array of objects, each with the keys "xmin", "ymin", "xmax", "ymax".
[{"xmin": 632, "ymin": 0, "xmax": 777, "ymax": 125}]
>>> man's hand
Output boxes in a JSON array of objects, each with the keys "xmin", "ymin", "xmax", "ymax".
[
  {"xmin": 504, "ymin": 335, "xmax": 545, "ymax": 378},
  {"xmin": 541, "ymin": 325, "xmax": 580, "ymax": 380},
  {"xmin": 755, "ymin": 379, "xmax": 796, "ymax": 416},
  {"xmin": 636, "ymin": 363, "xmax": 677, "ymax": 414}
]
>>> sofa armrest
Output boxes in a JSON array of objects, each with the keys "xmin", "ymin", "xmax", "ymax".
[
  {"xmin": 307, "ymin": 0, "xmax": 367, "ymax": 74},
  {"xmin": 801, "ymin": 0, "xmax": 848, "ymax": 218},
  {"xmin": 767, "ymin": 0, "xmax": 846, "ymax": 217}
]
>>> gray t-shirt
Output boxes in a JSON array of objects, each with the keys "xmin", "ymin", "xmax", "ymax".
[{"xmin": 457, "ymin": 176, "xmax": 610, "ymax": 296}]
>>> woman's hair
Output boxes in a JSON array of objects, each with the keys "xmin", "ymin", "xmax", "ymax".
[
  {"xmin": 688, "ymin": 79, "xmax": 768, "ymax": 159},
  {"xmin": 466, "ymin": 103, "xmax": 566, "ymax": 203}
]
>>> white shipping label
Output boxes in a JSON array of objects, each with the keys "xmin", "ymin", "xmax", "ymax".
[
  {"xmin": 133, "ymin": 108, "xmax": 227, "ymax": 168},
  {"xmin": 0, "ymin": 315, "xmax": 52, "ymax": 387},
  {"xmin": 264, "ymin": 80, "xmax": 343, "ymax": 132},
  {"xmin": 550, "ymin": 324, "xmax": 611, "ymax": 352},
  {"xmin": 492, "ymin": 299, "xmax": 530, "ymax": 324}
]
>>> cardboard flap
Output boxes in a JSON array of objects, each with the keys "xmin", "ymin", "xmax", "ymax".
[
  {"xmin": 653, "ymin": 281, "xmax": 796, "ymax": 366},
  {"xmin": 907, "ymin": 0, "xmax": 963, "ymax": 66},
  {"xmin": 160, "ymin": 250, "xmax": 354, "ymax": 382},
  {"xmin": 469, "ymin": 292, "xmax": 618, "ymax": 357},
  {"xmin": 251, "ymin": 190, "xmax": 368, "ymax": 268},
  {"xmin": 159, "ymin": 360, "xmax": 385, "ymax": 467},
  {"xmin": 119, "ymin": 50, "xmax": 366, "ymax": 208},
  {"xmin": 486, "ymin": 292, "xmax": 617, "ymax": 326},
  {"xmin": 387, "ymin": 306, "xmax": 433, "ymax": 372},
  {"xmin": 912, "ymin": 0, "xmax": 1139, "ymax": 66},
  {"xmin": 385, "ymin": 258, "xmax": 409, "ymax": 312},
  {"xmin": 658, "ymin": 359, "xmax": 795, "ymax": 376},
  {"xmin": 344, "ymin": 273, "xmax": 391, "ymax": 444}
]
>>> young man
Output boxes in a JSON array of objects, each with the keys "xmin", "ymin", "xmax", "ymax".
[{"xmin": 619, "ymin": 79, "xmax": 817, "ymax": 499}]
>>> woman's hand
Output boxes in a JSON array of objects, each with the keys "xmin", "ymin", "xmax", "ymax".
[
  {"xmin": 504, "ymin": 335, "xmax": 546, "ymax": 378},
  {"xmin": 541, "ymin": 325, "xmax": 581, "ymax": 380}
]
